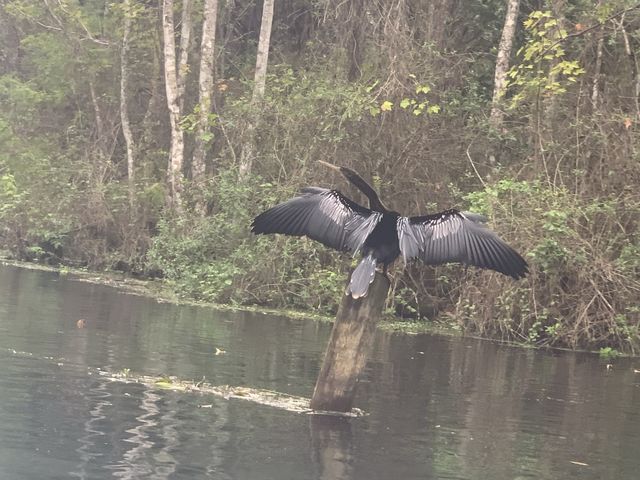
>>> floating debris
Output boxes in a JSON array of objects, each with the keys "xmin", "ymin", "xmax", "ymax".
[
  {"xmin": 1, "ymin": 346, "xmax": 364, "ymax": 417},
  {"xmin": 569, "ymin": 460, "xmax": 589, "ymax": 466},
  {"xmin": 7, "ymin": 349, "xmax": 33, "ymax": 356},
  {"xmin": 100, "ymin": 369, "xmax": 365, "ymax": 417},
  {"xmin": 214, "ymin": 348, "xmax": 226, "ymax": 356},
  {"xmin": 76, "ymin": 319, "xmax": 86, "ymax": 329}
]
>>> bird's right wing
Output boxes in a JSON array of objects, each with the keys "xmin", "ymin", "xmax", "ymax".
[{"xmin": 251, "ymin": 187, "xmax": 382, "ymax": 255}]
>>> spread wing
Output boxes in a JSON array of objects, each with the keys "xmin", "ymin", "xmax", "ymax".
[
  {"xmin": 397, "ymin": 210, "xmax": 528, "ymax": 279},
  {"xmin": 251, "ymin": 187, "xmax": 382, "ymax": 255}
]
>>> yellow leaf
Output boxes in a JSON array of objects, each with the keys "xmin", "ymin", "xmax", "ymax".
[{"xmin": 380, "ymin": 100, "xmax": 393, "ymax": 112}]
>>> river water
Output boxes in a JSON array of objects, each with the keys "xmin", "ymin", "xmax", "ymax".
[{"xmin": 0, "ymin": 265, "xmax": 639, "ymax": 479}]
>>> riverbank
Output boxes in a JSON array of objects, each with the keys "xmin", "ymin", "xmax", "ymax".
[
  {"xmin": 0, "ymin": 257, "xmax": 461, "ymax": 337},
  {"xmin": 4, "ymin": 258, "xmax": 637, "ymax": 358},
  {"xmin": 0, "ymin": 257, "xmax": 638, "ymax": 359}
]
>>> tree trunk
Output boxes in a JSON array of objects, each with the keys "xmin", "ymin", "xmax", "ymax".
[
  {"xmin": 120, "ymin": 0, "xmax": 136, "ymax": 207},
  {"xmin": 177, "ymin": 0, "xmax": 192, "ymax": 112},
  {"xmin": 238, "ymin": 0, "xmax": 275, "ymax": 179},
  {"xmin": 89, "ymin": 79, "xmax": 105, "ymax": 156},
  {"xmin": 591, "ymin": 10, "xmax": 604, "ymax": 108},
  {"xmin": 192, "ymin": 0, "xmax": 219, "ymax": 193},
  {"xmin": 426, "ymin": 0, "xmax": 448, "ymax": 51},
  {"xmin": 217, "ymin": 0, "xmax": 237, "ymax": 80},
  {"xmin": 251, "ymin": 0, "xmax": 275, "ymax": 103},
  {"xmin": 490, "ymin": 0, "xmax": 521, "ymax": 127},
  {"xmin": 162, "ymin": 0, "xmax": 185, "ymax": 211},
  {"xmin": 620, "ymin": 14, "xmax": 640, "ymax": 119},
  {"xmin": 141, "ymin": 27, "xmax": 163, "ymax": 160}
]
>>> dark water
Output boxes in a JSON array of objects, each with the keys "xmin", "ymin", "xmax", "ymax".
[{"xmin": 0, "ymin": 266, "xmax": 639, "ymax": 479}]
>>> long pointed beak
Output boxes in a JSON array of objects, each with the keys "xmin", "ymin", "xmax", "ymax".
[{"xmin": 318, "ymin": 160, "xmax": 341, "ymax": 172}]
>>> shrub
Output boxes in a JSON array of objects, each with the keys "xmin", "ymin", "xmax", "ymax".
[
  {"xmin": 146, "ymin": 170, "xmax": 346, "ymax": 314},
  {"xmin": 457, "ymin": 179, "xmax": 640, "ymax": 354}
]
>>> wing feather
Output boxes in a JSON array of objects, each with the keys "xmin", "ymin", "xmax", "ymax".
[
  {"xmin": 251, "ymin": 187, "xmax": 382, "ymax": 254},
  {"xmin": 397, "ymin": 210, "xmax": 528, "ymax": 279}
]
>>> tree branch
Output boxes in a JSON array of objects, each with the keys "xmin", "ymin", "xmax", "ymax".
[{"xmin": 543, "ymin": 3, "xmax": 640, "ymax": 55}]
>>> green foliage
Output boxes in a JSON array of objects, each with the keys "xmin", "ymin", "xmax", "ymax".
[
  {"xmin": 505, "ymin": 10, "xmax": 585, "ymax": 106},
  {"xmin": 0, "ymin": 74, "xmax": 48, "ymax": 113},
  {"xmin": 372, "ymin": 77, "xmax": 441, "ymax": 117},
  {"xmin": 598, "ymin": 347, "xmax": 621, "ymax": 359},
  {"xmin": 20, "ymin": 33, "xmax": 75, "ymax": 100},
  {"xmin": 147, "ymin": 171, "xmax": 345, "ymax": 314},
  {"xmin": 616, "ymin": 242, "xmax": 640, "ymax": 276},
  {"xmin": 261, "ymin": 65, "xmax": 375, "ymax": 123},
  {"xmin": 398, "ymin": 81, "xmax": 441, "ymax": 116},
  {"xmin": 0, "ymin": 144, "xmax": 76, "ymax": 263},
  {"xmin": 180, "ymin": 104, "xmax": 218, "ymax": 142},
  {"xmin": 459, "ymin": 179, "xmax": 640, "ymax": 354},
  {"xmin": 0, "ymin": 174, "xmax": 18, "ymax": 208}
]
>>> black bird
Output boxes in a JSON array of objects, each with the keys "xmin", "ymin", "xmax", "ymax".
[{"xmin": 251, "ymin": 162, "xmax": 528, "ymax": 298}]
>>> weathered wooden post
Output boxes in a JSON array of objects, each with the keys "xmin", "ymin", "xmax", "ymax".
[{"xmin": 310, "ymin": 272, "xmax": 390, "ymax": 412}]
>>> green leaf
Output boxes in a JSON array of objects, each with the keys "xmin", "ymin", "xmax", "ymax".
[{"xmin": 365, "ymin": 80, "xmax": 379, "ymax": 93}]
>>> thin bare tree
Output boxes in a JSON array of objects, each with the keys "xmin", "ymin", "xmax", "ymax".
[
  {"xmin": 162, "ymin": 0, "xmax": 192, "ymax": 211},
  {"xmin": 192, "ymin": 0, "xmax": 220, "ymax": 191},
  {"xmin": 591, "ymin": 0, "xmax": 604, "ymax": 108},
  {"xmin": 177, "ymin": 0, "xmax": 192, "ymax": 112},
  {"xmin": 238, "ymin": 0, "xmax": 275, "ymax": 179},
  {"xmin": 619, "ymin": 13, "xmax": 640, "ymax": 119},
  {"xmin": 490, "ymin": 0, "xmax": 521, "ymax": 127},
  {"xmin": 120, "ymin": 0, "xmax": 136, "ymax": 206}
]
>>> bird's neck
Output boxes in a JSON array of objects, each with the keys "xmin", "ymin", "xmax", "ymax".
[{"xmin": 340, "ymin": 167, "xmax": 390, "ymax": 212}]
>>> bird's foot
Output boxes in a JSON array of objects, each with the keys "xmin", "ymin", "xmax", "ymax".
[{"xmin": 375, "ymin": 265, "xmax": 393, "ymax": 281}]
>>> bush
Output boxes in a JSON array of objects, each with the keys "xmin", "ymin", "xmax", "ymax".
[
  {"xmin": 457, "ymin": 179, "xmax": 640, "ymax": 354},
  {"xmin": 146, "ymin": 170, "xmax": 346, "ymax": 314}
]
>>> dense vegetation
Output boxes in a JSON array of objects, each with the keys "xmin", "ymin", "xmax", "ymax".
[{"xmin": 1, "ymin": 0, "xmax": 638, "ymax": 353}]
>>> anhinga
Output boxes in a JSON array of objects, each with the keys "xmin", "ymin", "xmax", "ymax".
[{"xmin": 251, "ymin": 162, "xmax": 528, "ymax": 298}]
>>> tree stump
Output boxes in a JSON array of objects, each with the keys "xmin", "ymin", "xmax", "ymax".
[{"xmin": 310, "ymin": 272, "xmax": 390, "ymax": 412}]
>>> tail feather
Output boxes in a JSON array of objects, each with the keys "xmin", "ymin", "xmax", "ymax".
[{"xmin": 348, "ymin": 254, "xmax": 377, "ymax": 299}]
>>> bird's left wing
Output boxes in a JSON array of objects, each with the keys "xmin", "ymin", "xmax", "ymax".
[
  {"xmin": 251, "ymin": 187, "xmax": 382, "ymax": 254},
  {"xmin": 397, "ymin": 210, "xmax": 528, "ymax": 279}
]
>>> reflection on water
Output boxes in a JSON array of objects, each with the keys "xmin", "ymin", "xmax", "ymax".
[
  {"xmin": 0, "ymin": 265, "xmax": 639, "ymax": 479},
  {"xmin": 72, "ymin": 380, "xmax": 110, "ymax": 480},
  {"xmin": 310, "ymin": 416, "xmax": 354, "ymax": 480}
]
